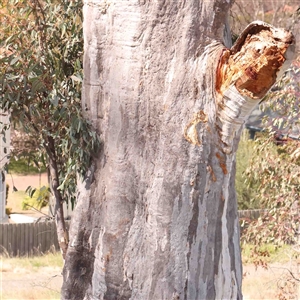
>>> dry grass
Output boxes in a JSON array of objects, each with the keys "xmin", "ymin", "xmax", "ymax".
[
  {"xmin": 243, "ymin": 263, "xmax": 282, "ymax": 299},
  {"xmin": 2, "ymin": 288, "xmax": 60, "ymax": 300},
  {"xmin": 1, "ymin": 249, "xmax": 298, "ymax": 299},
  {"xmin": 1, "ymin": 252, "xmax": 63, "ymax": 271},
  {"xmin": 4, "ymin": 172, "xmax": 298, "ymax": 298},
  {"xmin": 242, "ymin": 245, "xmax": 299, "ymax": 299},
  {"xmin": 1, "ymin": 252, "xmax": 63, "ymax": 300},
  {"xmin": 243, "ymin": 262, "xmax": 299, "ymax": 299}
]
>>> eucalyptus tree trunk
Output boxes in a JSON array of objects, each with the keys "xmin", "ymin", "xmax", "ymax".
[
  {"xmin": 62, "ymin": 1, "xmax": 295, "ymax": 299},
  {"xmin": 45, "ymin": 136, "xmax": 69, "ymax": 259}
]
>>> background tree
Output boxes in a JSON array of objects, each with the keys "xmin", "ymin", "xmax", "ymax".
[
  {"xmin": 0, "ymin": 0, "xmax": 100, "ymax": 257},
  {"xmin": 230, "ymin": 2, "xmax": 300, "ymax": 296},
  {"xmin": 241, "ymin": 137, "xmax": 300, "ymax": 298},
  {"xmin": 235, "ymin": 133, "xmax": 260, "ymax": 209},
  {"xmin": 230, "ymin": 0, "xmax": 299, "ymax": 36},
  {"xmin": 232, "ymin": 0, "xmax": 300, "ymax": 210},
  {"xmin": 62, "ymin": 1, "xmax": 295, "ymax": 299},
  {"xmin": 240, "ymin": 51, "xmax": 300, "ymax": 300}
]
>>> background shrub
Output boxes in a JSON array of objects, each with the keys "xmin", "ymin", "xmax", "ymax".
[{"xmin": 22, "ymin": 186, "xmax": 50, "ymax": 210}]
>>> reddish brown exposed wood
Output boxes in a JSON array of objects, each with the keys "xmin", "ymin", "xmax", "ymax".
[
  {"xmin": 216, "ymin": 48, "xmax": 231, "ymax": 94},
  {"xmin": 216, "ymin": 24, "xmax": 294, "ymax": 99},
  {"xmin": 207, "ymin": 165, "xmax": 217, "ymax": 182},
  {"xmin": 216, "ymin": 152, "xmax": 228, "ymax": 175}
]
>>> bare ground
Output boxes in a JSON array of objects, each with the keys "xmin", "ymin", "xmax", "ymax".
[
  {"xmin": 1, "ymin": 262, "xmax": 298, "ymax": 299},
  {"xmin": 1, "ymin": 262, "xmax": 62, "ymax": 300},
  {"xmin": 243, "ymin": 263, "xmax": 299, "ymax": 299}
]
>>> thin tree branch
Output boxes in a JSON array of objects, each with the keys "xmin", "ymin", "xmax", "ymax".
[
  {"xmin": 272, "ymin": 266, "xmax": 300, "ymax": 282},
  {"xmin": 23, "ymin": 203, "xmax": 52, "ymax": 218}
]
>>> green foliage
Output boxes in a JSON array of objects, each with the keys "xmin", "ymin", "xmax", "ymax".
[
  {"xmin": 1, "ymin": 251, "xmax": 63, "ymax": 269},
  {"xmin": 242, "ymin": 243, "xmax": 292, "ymax": 265},
  {"xmin": 259, "ymin": 66, "xmax": 300, "ymax": 138},
  {"xmin": 242, "ymin": 137, "xmax": 300, "ymax": 245},
  {"xmin": 0, "ymin": 0, "xmax": 100, "ymax": 206},
  {"xmin": 242, "ymin": 57, "xmax": 300, "ymax": 247},
  {"xmin": 240, "ymin": 61, "xmax": 300, "ymax": 292},
  {"xmin": 8, "ymin": 157, "xmax": 46, "ymax": 175},
  {"xmin": 22, "ymin": 186, "xmax": 50, "ymax": 210},
  {"xmin": 236, "ymin": 131, "xmax": 260, "ymax": 209}
]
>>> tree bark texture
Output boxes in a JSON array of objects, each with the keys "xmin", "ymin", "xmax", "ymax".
[
  {"xmin": 45, "ymin": 136, "xmax": 69, "ymax": 259},
  {"xmin": 62, "ymin": 1, "xmax": 295, "ymax": 299}
]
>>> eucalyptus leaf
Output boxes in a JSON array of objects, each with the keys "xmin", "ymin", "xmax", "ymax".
[{"xmin": 1, "ymin": 0, "xmax": 99, "ymax": 211}]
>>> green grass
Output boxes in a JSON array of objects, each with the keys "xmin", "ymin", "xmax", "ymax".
[
  {"xmin": 236, "ymin": 130, "xmax": 268, "ymax": 210},
  {"xmin": 236, "ymin": 131, "xmax": 258, "ymax": 209},
  {"xmin": 242, "ymin": 243, "xmax": 294, "ymax": 264},
  {"xmin": 22, "ymin": 186, "xmax": 50, "ymax": 210},
  {"xmin": 8, "ymin": 157, "xmax": 47, "ymax": 175},
  {"xmin": 1, "ymin": 251, "xmax": 63, "ymax": 271},
  {"xmin": 25, "ymin": 252, "xmax": 63, "ymax": 270}
]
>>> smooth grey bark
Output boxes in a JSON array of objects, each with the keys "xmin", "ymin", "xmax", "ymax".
[{"xmin": 62, "ymin": 1, "xmax": 294, "ymax": 299}]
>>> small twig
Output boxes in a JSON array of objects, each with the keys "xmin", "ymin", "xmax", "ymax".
[
  {"xmin": 0, "ymin": 153, "xmax": 10, "ymax": 163},
  {"xmin": 31, "ymin": 275, "xmax": 62, "ymax": 293},
  {"xmin": 272, "ymin": 266, "xmax": 300, "ymax": 282},
  {"xmin": 24, "ymin": 203, "xmax": 52, "ymax": 218},
  {"xmin": 292, "ymin": 245, "xmax": 300, "ymax": 253},
  {"xmin": 9, "ymin": 173, "xmax": 16, "ymax": 190}
]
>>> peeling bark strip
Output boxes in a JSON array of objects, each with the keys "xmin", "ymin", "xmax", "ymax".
[{"xmin": 62, "ymin": 2, "xmax": 295, "ymax": 299}]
